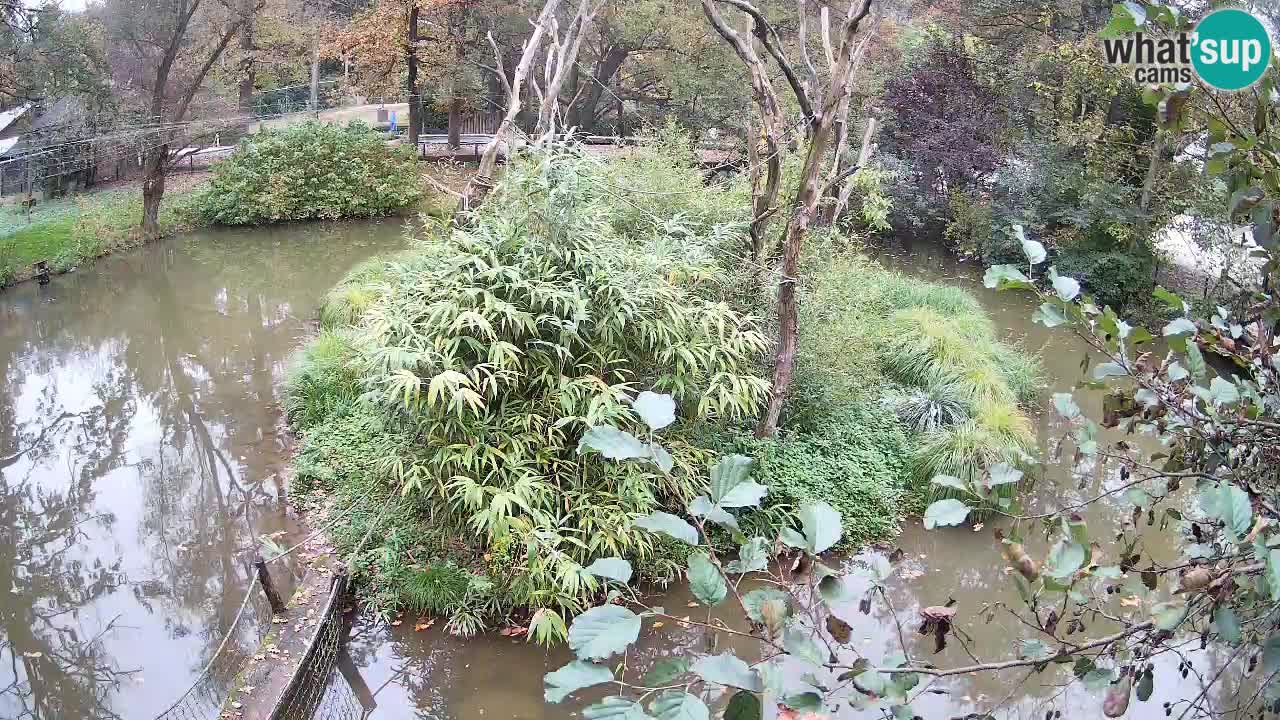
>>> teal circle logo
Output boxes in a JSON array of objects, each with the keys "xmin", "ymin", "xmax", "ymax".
[{"xmin": 1192, "ymin": 9, "xmax": 1273, "ymax": 91}]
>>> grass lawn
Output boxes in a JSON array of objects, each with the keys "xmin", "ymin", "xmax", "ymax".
[{"xmin": 0, "ymin": 184, "xmax": 200, "ymax": 286}]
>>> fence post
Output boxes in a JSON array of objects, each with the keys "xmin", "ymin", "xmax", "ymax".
[{"xmin": 255, "ymin": 555, "xmax": 286, "ymax": 614}]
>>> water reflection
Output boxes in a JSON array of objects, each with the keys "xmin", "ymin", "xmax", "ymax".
[{"xmin": 0, "ymin": 220, "xmax": 405, "ymax": 718}]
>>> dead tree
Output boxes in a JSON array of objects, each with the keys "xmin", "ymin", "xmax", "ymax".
[
  {"xmin": 533, "ymin": 0, "xmax": 597, "ymax": 139},
  {"xmin": 817, "ymin": 18, "xmax": 877, "ymax": 225},
  {"xmin": 702, "ymin": 0, "xmax": 874, "ymax": 438},
  {"xmin": 456, "ymin": 0, "xmax": 563, "ymax": 213},
  {"xmin": 457, "ymin": 0, "xmax": 596, "ymax": 215}
]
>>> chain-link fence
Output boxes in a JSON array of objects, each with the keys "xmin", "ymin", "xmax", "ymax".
[{"xmin": 150, "ymin": 487, "xmax": 390, "ymax": 720}]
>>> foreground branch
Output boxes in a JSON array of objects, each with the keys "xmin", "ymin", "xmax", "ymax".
[{"xmin": 875, "ymin": 622, "xmax": 1154, "ymax": 677}]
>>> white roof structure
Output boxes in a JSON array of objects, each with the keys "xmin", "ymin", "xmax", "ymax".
[{"xmin": 0, "ymin": 103, "xmax": 32, "ymax": 134}]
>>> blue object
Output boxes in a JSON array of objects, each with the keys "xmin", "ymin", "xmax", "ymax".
[{"xmin": 389, "ymin": 111, "xmax": 397, "ymax": 133}]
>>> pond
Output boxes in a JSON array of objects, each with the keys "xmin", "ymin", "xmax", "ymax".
[
  {"xmin": 0, "ymin": 219, "xmax": 406, "ymax": 719},
  {"xmin": 0, "ymin": 222, "xmax": 1225, "ymax": 720}
]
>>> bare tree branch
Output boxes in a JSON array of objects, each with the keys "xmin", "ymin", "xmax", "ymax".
[
  {"xmin": 536, "ymin": 0, "xmax": 598, "ymax": 137},
  {"xmin": 459, "ymin": 0, "xmax": 564, "ymax": 213},
  {"xmin": 713, "ymin": 0, "xmax": 814, "ymax": 121},
  {"xmin": 797, "ymin": 0, "xmax": 821, "ymax": 106}
]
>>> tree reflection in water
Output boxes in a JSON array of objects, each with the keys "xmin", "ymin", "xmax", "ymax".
[{"xmin": 0, "ymin": 221, "xmax": 405, "ymax": 718}]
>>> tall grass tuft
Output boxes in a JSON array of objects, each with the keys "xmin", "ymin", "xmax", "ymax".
[
  {"xmin": 283, "ymin": 330, "xmax": 362, "ymax": 431},
  {"xmin": 794, "ymin": 253, "xmax": 1043, "ymax": 515},
  {"xmin": 318, "ymin": 256, "xmax": 395, "ymax": 330},
  {"xmin": 892, "ymin": 382, "xmax": 970, "ymax": 433}
]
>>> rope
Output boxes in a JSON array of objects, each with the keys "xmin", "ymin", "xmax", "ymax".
[
  {"xmin": 150, "ymin": 481, "xmax": 388, "ymax": 720},
  {"xmin": 151, "ymin": 584, "xmax": 260, "ymax": 718},
  {"xmin": 262, "ymin": 484, "xmax": 379, "ymax": 566}
]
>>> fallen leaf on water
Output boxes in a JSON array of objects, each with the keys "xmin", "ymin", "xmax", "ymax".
[
  {"xmin": 499, "ymin": 626, "xmax": 528, "ymax": 637},
  {"xmin": 686, "ymin": 601, "xmax": 699, "ymax": 608},
  {"xmin": 415, "ymin": 619, "xmax": 436, "ymax": 632},
  {"xmin": 973, "ymin": 523, "xmax": 985, "ymax": 532},
  {"xmin": 1120, "ymin": 595, "xmax": 1142, "ymax": 608},
  {"xmin": 390, "ymin": 620, "xmax": 403, "ymax": 626},
  {"xmin": 652, "ymin": 621, "xmax": 665, "ymax": 629},
  {"xmin": 677, "ymin": 615, "xmax": 691, "ymax": 628},
  {"xmin": 23, "ymin": 652, "xmax": 42, "ymax": 658}
]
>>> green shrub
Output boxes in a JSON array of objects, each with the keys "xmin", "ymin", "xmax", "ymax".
[
  {"xmin": 192, "ymin": 121, "xmax": 420, "ymax": 225},
  {"xmin": 1054, "ymin": 246, "xmax": 1155, "ymax": 311},
  {"xmin": 597, "ymin": 120, "xmax": 749, "ymax": 239},
  {"xmin": 288, "ymin": 145, "xmax": 769, "ymax": 630}
]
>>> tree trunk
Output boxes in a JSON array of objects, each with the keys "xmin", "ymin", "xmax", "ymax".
[
  {"xmin": 238, "ymin": 2, "xmax": 256, "ymax": 112},
  {"xmin": 574, "ymin": 46, "xmax": 628, "ymax": 134},
  {"xmin": 564, "ymin": 64, "xmax": 581, "ymax": 128},
  {"xmin": 831, "ymin": 112, "xmax": 876, "ymax": 219},
  {"xmin": 755, "ymin": 128, "xmax": 835, "ymax": 437},
  {"xmin": 750, "ymin": 131, "xmax": 782, "ymax": 261},
  {"xmin": 536, "ymin": 0, "xmax": 596, "ymax": 138},
  {"xmin": 141, "ymin": 144, "xmax": 168, "ymax": 241},
  {"xmin": 310, "ymin": 26, "xmax": 321, "ymax": 116},
  {"xmin": 749, "ymin": 0, "xmax": 873, "ymax": 438},
  {"xmin": 407, "ymin": 5, "xmax": 420, "ymax": 145},
  {"xmin": 447, "ymin": 36, "xmax": 463, "ymax": 149},
  {"xmin": 447, "ymin": 97, "xmax": 462, "ymax": 149}
]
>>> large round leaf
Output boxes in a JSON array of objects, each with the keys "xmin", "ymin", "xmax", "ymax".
[
  {"xmin": 649, "ymin": 692, "xmax": 709, "ymax": 720},
  {"xmin": 923, "ymin": 499, "xmax": 969, "ymax": 529},
  {"xmin": 634, "ymin": 511, "xmax": 699, "ymax": 545},
  {"xmin": 691, "ymin": 652, "xmax": 762, "ymax": 691},
  {"xmin": 579, "ymin": 426, "xmax": 648, "ymax": 460},
  {"xmin": 545, "ymin": 660, "xmax": 613, "ymax": 703},
  {"xmin": 724, "ymin": 691, "xmax": 762, "ymax": 720},
  {"xmin": 687, "ymin": 552, "xmax": 727, "ymax": 606},
  {"xmin": 584, "ymin": 557, "xmax": 633, "ymax": 583},
  {"xmin": 568, "ymin": 604, "xmax": 642, "ymax": 660},
  {"xmin": 710, "ymin": 454, "xmax": 767, "ymax": 508},
  {"xmin": 585, "ymin": 696, "xmax": 655, "ymax": 719},
  {"xmin": 798, "ymin": 501, "xmax": 842, "ymax": 554},
  {"xmin": 633, "ymin": 391, "xmax": 677, "ymax": 431},
  {"xmin": 1044, "ymin": 540, "xmax": 1086, "ymax": 579}
]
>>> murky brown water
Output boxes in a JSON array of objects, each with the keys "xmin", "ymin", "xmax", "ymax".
[
  {"xmin": 0, "ymin": 220, "xmax": 405, "ymax": 719},
  {"xmin": 336, "ymin": 239, "xmax": 1224, "ymax": 720}
]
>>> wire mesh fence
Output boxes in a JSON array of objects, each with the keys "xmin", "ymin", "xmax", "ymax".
[{"xmin": 269, "ymin": 572, "xmax": 376, "ymax": 720}]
